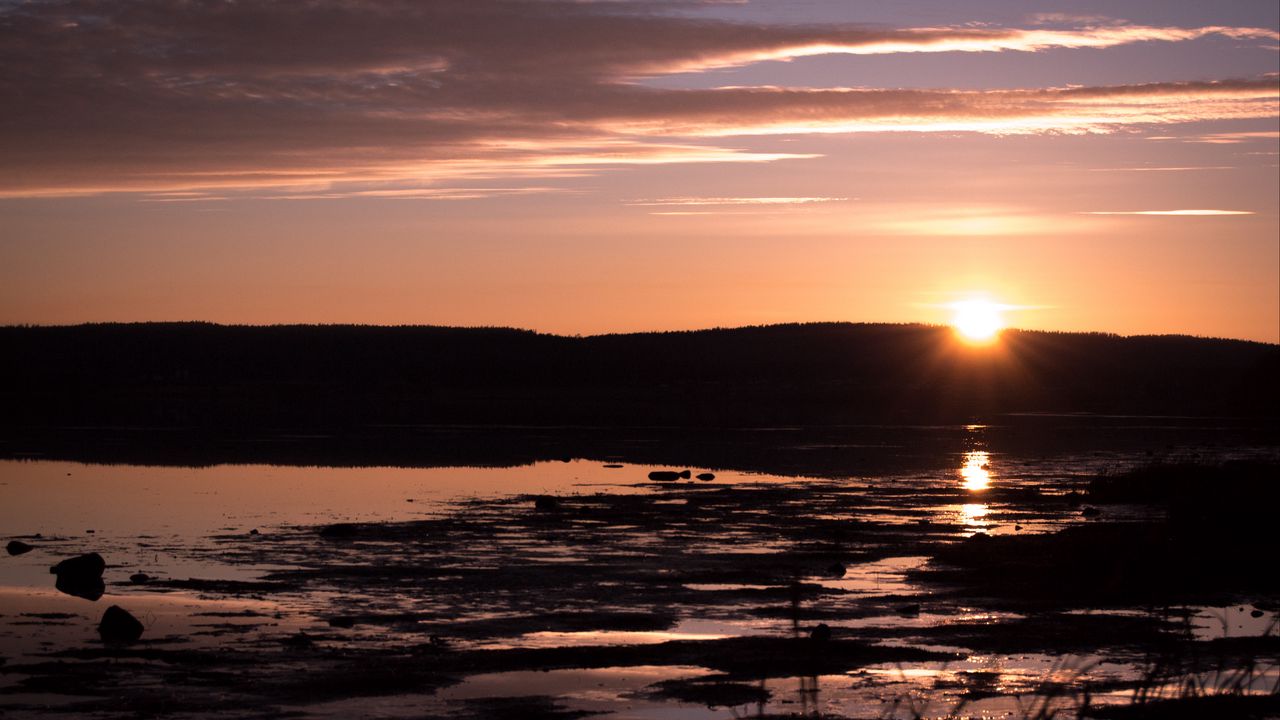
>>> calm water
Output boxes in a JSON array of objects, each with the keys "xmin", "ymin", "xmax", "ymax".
[{"xmin": 1, "ymin": 421, "xmax": 1277, "ymax": 718}]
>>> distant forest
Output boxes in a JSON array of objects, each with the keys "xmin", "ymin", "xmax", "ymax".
[{"xmin": 2, "ymin": 322, "xmax": 1277, "ymax": 430}]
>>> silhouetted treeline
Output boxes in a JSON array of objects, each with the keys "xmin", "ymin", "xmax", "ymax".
[{"xmin": 1, "ymin": 322, "xmax": 1276, "ymax": 430}]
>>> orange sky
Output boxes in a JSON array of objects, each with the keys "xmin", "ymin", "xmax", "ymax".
[{"xmin": 2, "ymin": 1, "xmax": 1277, "ymax": 341}]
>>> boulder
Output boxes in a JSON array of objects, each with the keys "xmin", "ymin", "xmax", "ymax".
[
  {"xmin": 98, "ymin": 605, "xmax": 144, "ymax": 644},
  {"xmin": 534, "ymin": 496, "xmax": 560, "ymax": 512},
  {"xmin": 697, "ymin": 473, "xmax": 715, "ymax": 481},
  {"xmin": 809, "ymin": 623, "xmax": 832, "ymax": 643},
  {"xmin": 648, "ymin": 470, "xmax": 692, "ymax": 481},
  {"xmin": 129, "ymin": 572, "xmax": 151, "ymax": 585},
  {"xmin": 6, "ymin": 540, "xmax": 34, "ymax": 556},
  {"xmin": 318, "ymin": 523, "xmax": 360, "ymax": 539},
  {"xmin": 825, "ymin": 562, "xmax": 847, "ymax": 579},
  {"xmin": 50, "ymin": 553, "xmax": 106, "ymax": 601}
]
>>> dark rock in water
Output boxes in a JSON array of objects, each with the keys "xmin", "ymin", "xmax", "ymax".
[
  {"xmin": 1251, "ymin": 609, "xmax": 1265, "ymax": 618},
  {"xmin": 1065, "ymin": 491, "xmax": 1083, "ymax": 507},
  {"xmin": 128, "ymin": 572, "xmax": 150, "ymax": 585},
  {"xmin": 916, "ymin": 518, "xmax": 931, "ymax": 526},
  {"xmin": 6, "ymin": 540, "xmax": 34, "ymax": 556},
  {"xmin": 534, "ymin": 496, "xmax": 560, "ymax": 512},
  {"xmin": 318, "ymin": 523, "xmax": 359, "ymax": 539},
  {"xmin": 809, "ymin": 623, "xmax": 832, "ymax": 643},
  {"xmin": 282, "ymin": 632, "xmax": 314, "ymax": 648},
  {"xmin": 697, "ymin": 473, "xmax": 715, "ymax": 481},
  {"xmin": 967, "ymin": 532, "xmax": 991, "ymax": 543},
  {"xmin": 680, "ymin": 470, "xmax": 692, "ymax": 479},
  {"xmin": 56, "ymin": 574, "xmax": 105, "ymax": 601},
  {"xmin": 896, "ymin": 603, "xmax": 922, "ymax": 617},
  {"xmin": 826, "ymin": 562, "xmax": 847, "ymax": 579},
  {"xmin": 603, "ymin": 464, "xmax": 624, "ymax": 469},
  {"xmin": 1081, "ymin": 506, "xmax": 1102, "ymax": 518},
  {"xmin": 328, "ymin": 616, "xmax": 356, "ymax": 629},
  {"xmin": 648, "ymin": 470, "xmax": 682, "ymax": 481},
  {"xmin": 249, "ymin": 528, "xmax": 260, "ymax": 535},
  {"xmin": 98, "ymin": 605, "xmax": 144, "ymax": 644},
  {"xmin": 50, "ymin": 553, "xmax": 106, "ymax": 600}
]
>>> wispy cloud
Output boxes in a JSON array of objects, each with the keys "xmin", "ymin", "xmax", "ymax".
[
  {"xmin": 1185, "ymin": 130, "xmax": 1280, "ymax": 144},
  {"xmin": 661, "ymin": 25, "xmax": 1280, "ymax": 73},
  {"xmin": 627, "ymin": 197, "xmax": 847, "ymax": 206},
  {"xmin": 1081, "ymin": 209, "xmax": 1256, "ymax": 215},
  {"xmin": 1, "ymin": 0, "xmax": 1276, "ymax": 196},
  {"xmin": 1086, "ymin": 166, "xmax": 1237, "ymax": 172}
]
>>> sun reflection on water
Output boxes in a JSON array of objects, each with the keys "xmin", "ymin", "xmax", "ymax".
[{"xmin": 960, "ymin": 450, "xmax": 992, "ymax": 491}]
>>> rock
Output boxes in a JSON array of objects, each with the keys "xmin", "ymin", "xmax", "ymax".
[
  {"xmin": 318, "ymin": 523, "xmax": 359, "ymax": 539},
  {"xmin": 6, "ymin": 540, "xmax": 34, "ymax": 556},
  {"xmin": 328, "ymin": 616, "xmax": 356, "ymax": 629},
  {"xmin": 282, "ymin": 632, "xmax": 314, "ymax": 648},
  {"xmin": 648, "ymin": 471, "xmax": 682, "ymax": 481},
  {"xmin": 679, "ymin": 470, "xmax": 692, "ymax": 479},
  {"xmin": 825, "ymin": 562, "xmax": 846, "ymax": 579},
  {"xmin": 50, "ymin": 553, "xmax": 106, "ymax": 601},
  {"xmin": 916, "ymin": 518, "xmax": 931, "ymax": 526},
  {"xmin": 809, "ymin": 623, "xmax": 832, "ymax": 643},
  {"xmin": 1251, "ymin": 609, "xmax": 1265, "ymax": 619},
  {"xmin": 129, "ymin": 572, "xmax": 150, "ymax": 585},
  {"xmin": 696, "ymin": 473, "xmax": 715, "ymax": 481},
  {"xmin": 534, "ymin": 496, "xmax": 560, "ymax": 512},
  {"xmin": 603, "ymin": 464, "xmax": 624, "ymax": 469},
  {"xmin": 249, "ymin": 528, "xmax": 260, "ymax": 535},
  {"xmin": 896, "ymin": 603, "xmax": 922, "ymax": 617},
  {"xmin": 98, "ymin": 605, "xmax": 144, "ymax": 644},
  {"xmin": 1081, "ymin": 506, "xmax": 1102, "ymax": 518}
]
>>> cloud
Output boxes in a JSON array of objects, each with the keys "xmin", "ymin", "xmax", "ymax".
[
  {"xmin": 1182, "ymin": 130, "xmax": 1280, "ymax": 144},
  {"xmin": 1081, "ymin": 209, "xmax": 1255, "ymax": 215},
  {"xmin": 626, "ymin": 197, "xmax": 847, "ymax": 206},
  {"xmin": 1086, "ymin": 166, "xmax": 1237, "ymax": 172},
  {"xmin": 1, "ymin": 0, "xmax": 1277, "ymax": 196},
  {"xmin": 657, "ymin": 24, "xmax": 1279, "ymax": 73}
]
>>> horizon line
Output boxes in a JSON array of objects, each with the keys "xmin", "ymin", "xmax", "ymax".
[{"xmin": 2, "ymin": 319, "xmax": 1274, "ymax": 346}]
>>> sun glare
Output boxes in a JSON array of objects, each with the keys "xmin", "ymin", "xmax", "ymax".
[
  {"xmin": 950, "ymin": 299, "xmax": 1006, "ymax": 342},
  {"xmin": 960, "ymin": 450, "xmax": 992, "ymax": 491}
]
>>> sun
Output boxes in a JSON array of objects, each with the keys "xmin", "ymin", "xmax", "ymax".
[{"xmin": 950, "ymin": 299, "xmax": 1005, "ymax": 342}]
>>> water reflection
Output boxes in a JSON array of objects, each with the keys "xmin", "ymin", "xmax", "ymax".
[
  {"xmin": 960, "ymin": 450, "xmax": 992, "ymax": 491},
  {"xmin": 960, "ymin": 503, "xmax": 991, "ymax": 535}
]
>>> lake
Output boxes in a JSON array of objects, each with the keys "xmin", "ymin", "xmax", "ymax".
[{"xmin": 1, "ymin": 418, "xmax": 1277, "ymax": 718}]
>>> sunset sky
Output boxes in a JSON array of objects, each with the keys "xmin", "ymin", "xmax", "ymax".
[{"xmin": 2, "ymin": 0, "xmax": 1277, "ymax": 341}]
